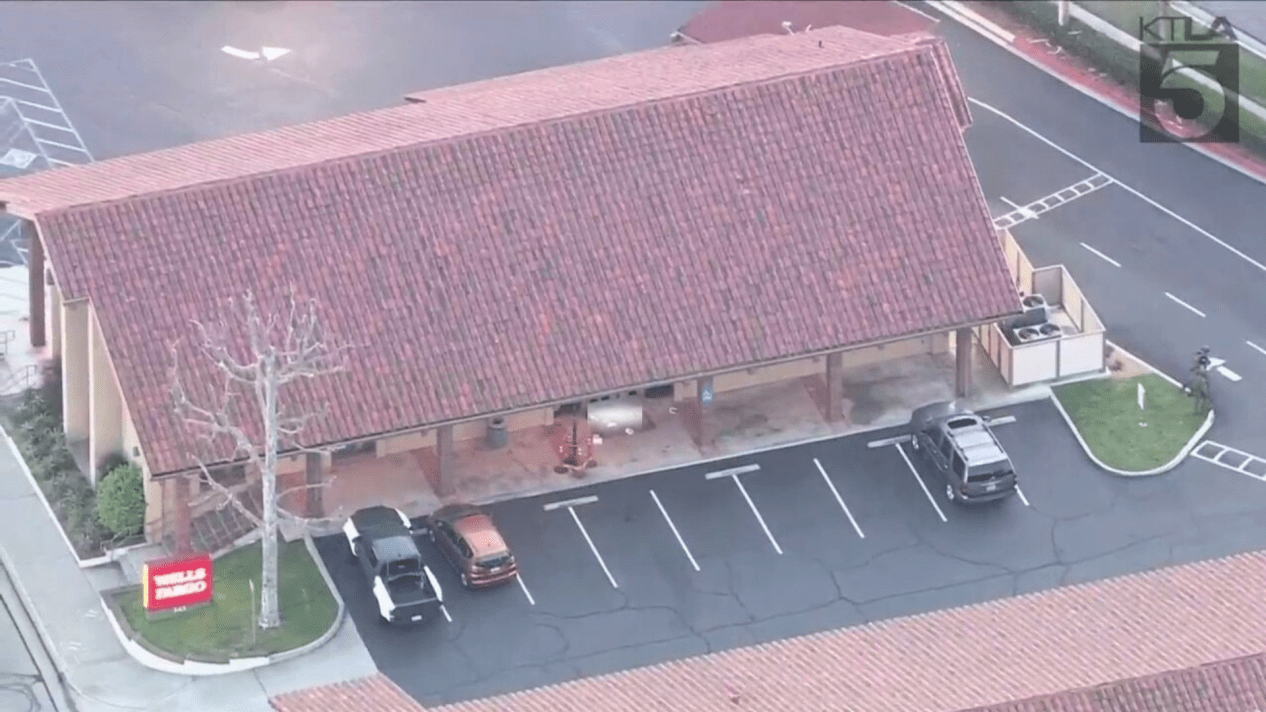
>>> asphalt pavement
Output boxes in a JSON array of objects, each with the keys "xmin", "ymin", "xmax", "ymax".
[{"xmin": 316, "ymin": 398, "xmax": 1266, "ymax": 706}]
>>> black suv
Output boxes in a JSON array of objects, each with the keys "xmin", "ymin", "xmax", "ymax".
[
  {"xmin": 908, "ymin": 401, "xmax": 1017, "ymax": 504},
  {"xmin": 343, "ymin": 506, "xmax": 445, "ymax": 625}
]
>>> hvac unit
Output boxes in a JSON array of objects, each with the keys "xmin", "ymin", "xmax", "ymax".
[{"xmin": 1015, "ymin": 327, "xmax": 1042, "ymax": 343}]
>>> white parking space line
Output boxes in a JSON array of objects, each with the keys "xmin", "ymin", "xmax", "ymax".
[
  {"xmin": 970, "ymin": 98, "xmax": 1266, "ymax": 275},
  {"xmin": 1191, "ymin": 440, "xmax": 1266, "ymax": 481},
  {"xmin": 813, "ymin": 458, "xmax": 864, "ymax": 539},
  {"xmin": 544, "ymin": 494, "xmax": 618, "ymax": 588},
  {"xmin": 0, "ymin": 77, "xmax": 44, "ymax": 93},
  {"xmin": 867, "ymin": 434, "xmax": 912, "ymax": 449},
  {"xmin": 440, "ymin": 604, "xmax": 452, "ymax": 623},
  {"xmin": 569, "ymin": 506, "xmax": 618, "ymax": 589},
  {"xmin": 991, "ymin": 173, "xmax": 1114, "ymax": 230},
  {"xmin": 1248, "ymin": 341, "xmax": 1266, "ymax": 358},
  {"xmin": 1000, "ymin": 196, "xmax": 1037, "ymax": 220},
  {"xmin": 1164, "ymin": 292, "xmax": 1207, "ymax": 318},
  {"xmin": 705, "ymin": 464, "xmax": 783, "ymax": 554},
  {"xmin": 894, "ymin": 443, "xmax": 948, "ymax": 522},
  {"xmin": 515, "ymin": 573, "xmax": 536, "ymax": 606},
  {"xmin": 1014, "ymin": 485, "xmax": 1031, "ymax": 507},
  {"xmin": 650, "ymin": 489, "xmax": 700, "ymax": 571},
  {"xmin": 1080, "ymin": 242, "xmax": 1122, "ymax": 267}
]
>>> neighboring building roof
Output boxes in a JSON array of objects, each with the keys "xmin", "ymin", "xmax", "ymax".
[
  {"xmin": 678, "ymin": 0, "xmax": 938, "ymax": 44},
  {"xmin": 268, "ymin": 551, "xmax": 1266, "ymax": 712},
  {"xmin": 0, "ymin": 26, "xmax": 1019, "ymax": 476},
  {"xmin": 270, "ymin": 673, "xmax": 425, "ymax": 712}
]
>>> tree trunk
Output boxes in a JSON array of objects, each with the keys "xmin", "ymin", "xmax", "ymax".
[{"xmin": 258, "ymin": 370, "xmax": 282, "ymax": 630}]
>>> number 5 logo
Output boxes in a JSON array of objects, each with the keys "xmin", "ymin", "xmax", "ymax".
[{"xmin": 1140, "ymin": 42, "xmax": 1239, "ymax": 143}]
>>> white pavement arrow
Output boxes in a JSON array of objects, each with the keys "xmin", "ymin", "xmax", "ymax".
[
  {"xmin": 221, "ymin": 45, "xmax": 291, "ymax": 62},
  {"xmin": 1207, "ymin": 357, "xmax": 1242, "ymax": 382}
]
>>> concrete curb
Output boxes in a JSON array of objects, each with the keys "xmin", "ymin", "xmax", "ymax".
[
  {"xmin": 474, "ymin": 384, "xmax": 1056, "ymax": 507},
  {"xmin": 1051, "ymin": 340, "xmax": 1213, "ymax": 476},
  {"xmin": 925, "ymin": 0, "xmax": 1266, "ymax": 188},
  {"xmin": 1050, "ymin": 390, "xmax": 1214, "ymax": 477},
  {"xmin": 102, "ymin": 532, "xmax": 346, "ymax": 676}
]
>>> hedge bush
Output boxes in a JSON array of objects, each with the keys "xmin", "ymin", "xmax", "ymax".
[
  {"xmin": 4, "ymin": 364, "xmax": 113, "ymax": 558},
  {"xmin": 97, "ymin": 463, "xmax": 145, "ymax": 537}
]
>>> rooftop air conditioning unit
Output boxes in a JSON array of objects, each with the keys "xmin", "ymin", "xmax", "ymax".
[
  {"xmin": 1015, "ymin": 327, "xmax": 1042, "ymax": 343},
  {"xmin": 1037, "ymin": 323, "xmax": 1062, "ymax": 340},
  {"xmin": 1013, "ymin": 294, "xmax": 1050, "ymax": 328}
]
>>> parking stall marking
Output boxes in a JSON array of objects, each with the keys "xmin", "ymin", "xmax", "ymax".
[
  {"xmin": 0, "ymin": 58, "xmax": 94, "ymax": 169},
  {"xmin": 1191, "ymin": 441, "xmax": 1266, "ymax": 481},
  {"xmin": 971, "ymin": 98, "xmax": 1266, "ymax": 276},
  {"xmin": 705, "ymin": 464, "xmax": 783, "ymax": 555},
  {"xmin": 1014, "ymin": 485, "xmax": 1031, "ymax": 507},
  {"xmin": 812, "ymin": 458, "xmax": 864, "ymax": 539},
  {"xmin": 1248, "ymin": 341, "xmax": 1266, "ymax": 358},
  {"xmin": 991, "ymin": 173, "xmax": 1114, "ymax": 231},
  {"xmin": 515, "ymin": 573, "xmax": 536, "ymax": 606},
  {"xmin": 649, "ymin": 489, "xmax": 700, "ymax": 571},
  {"xmin": 893, "ymin": 443, "xmax": 948, "ymax": 522},
  {"xmin": 543, "ymin": 495, "xmax": 618, "ymax": 589},
  {"xmin": 1080, "ymin": 242, "xmax": 1122, "ymax": 268},
  {"xmin": 440, "ymin": 604, "xmax": 452, "ymax": 623}
]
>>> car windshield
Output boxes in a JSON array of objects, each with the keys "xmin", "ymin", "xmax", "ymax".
[{"xmin": 476, "ymin": 552, "xmax": 512, "ymax": 569}]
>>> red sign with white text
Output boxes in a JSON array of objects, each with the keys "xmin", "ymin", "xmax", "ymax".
[{"xmin": 143, "ymin": 554, "xmax": 214, "ymax": 611}]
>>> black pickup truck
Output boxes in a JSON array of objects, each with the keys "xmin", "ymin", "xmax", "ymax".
[{"xmin": 342, "ymin": 505, "xmax": 444, "ymax": 625}]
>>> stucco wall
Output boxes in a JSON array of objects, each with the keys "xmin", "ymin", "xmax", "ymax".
[
  {"xmin": 61, "ymin": 300, "xmax": 89, "ymax": 442},
  {"xmin": 376, "ymin": 407, "xmax": 554, "ymax": 457},
  {"xmin": 88, "ymin": 305, "xmax": 124, "ymax": 482}
]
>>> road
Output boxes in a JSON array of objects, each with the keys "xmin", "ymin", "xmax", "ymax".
[
  {"xmin": 923, "ymin": 6, "xmax": 1266, "ymax": 452},
  {"xmin": 0, "ymin": 564, "xmax": 60, "ymax": 712},
  {"xmin": 318, "ymin": 399, "xmax": 1266, "ymax": 706}
]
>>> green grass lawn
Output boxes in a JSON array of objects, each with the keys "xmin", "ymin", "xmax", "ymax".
[
  {"xmin": 114, "ymin": 537, "xmax": 338, "ymax": 662},
  {"xmin": 1054, "ymin": 374, "xmax": 1208, "ymax": 472}
]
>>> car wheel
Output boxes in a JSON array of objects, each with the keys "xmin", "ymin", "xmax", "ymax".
[
  {"xmin": 910, "ymin": 436, "xmax": 920, "ymax": 451},
  {"xmin": 460, "ymin": 572, "xmax": 470, "ymax": 589},
  {"xmin": 945, "ymin": 484, "xmax": 956, "ymax": 502}
]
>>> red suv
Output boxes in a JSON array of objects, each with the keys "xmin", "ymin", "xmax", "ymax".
[{"xmin": 424, "ymin": 503, "xmax": 518, "ymax": 589}]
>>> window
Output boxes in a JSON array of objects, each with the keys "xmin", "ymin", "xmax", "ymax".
[
  {"xmin": 951, "ymin": 452, "xmax": 966, "ymax": 479},
  {"xmin": 365, "ymin": 548, "xmax": 378, "ymax": 569},
  {"xmin": 938, "ymin": 432, "xmax": 954, "ymax": 461}
]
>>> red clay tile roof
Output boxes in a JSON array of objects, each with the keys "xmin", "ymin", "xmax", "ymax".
[
  {"xmin": 0, "ymin": 26, "xmax": 1019, "ymax": 475},
  {"xmin": 422, "ymin": 551, "xmax": 1266, "ymax": 712},
  {"xmin": 679, "ymin": 0, "xmax": 939, "ymax": 44},
  {"xmin": 270, "ymin": 673, "xmax": 426, "ymax": 712},
  {"xmin": 269, "ymin": 552, "xmax": 1266, "ymax": 712}
]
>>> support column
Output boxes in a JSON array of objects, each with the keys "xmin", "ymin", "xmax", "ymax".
[
  {"xmin": 434, "ymin": 424, "xmax": 454, "ymax": 496},
  {"xmin": 26, "ymin": 222, "xmax": 44, "ymax": 348},
  {"xmin": 61, "ymin": 301, "xmax": 89, "ymax": 443},
  {"xmin": 47, "ymin": 272, "xmax": 61, "ymax": 359},
  {"xmin": 304, "ymin": 452, "xmax": 324, "ymax": 518},
  {"xmin": 955, "ymin": 328, "xmax": 973, "ymax": 398},
  {"xmin": 695, "ymin": 376, "xmax": 718, "ymax": 449},
  {"xmin": 171, "ymin": 476, "xmax": 193, "ymax": 555},
  {"xmin": 825, "ymin": 352, "xmax": 845, "ymax": 422}
]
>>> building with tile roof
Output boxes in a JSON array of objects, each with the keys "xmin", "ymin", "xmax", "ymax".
[
  {"xmin": 269, "ymin": 550, "xmax": 1266, "ymax": 712},
  {"xmin": 0, "ymin": 25, "xmax": 1019, "ymax": 551}
]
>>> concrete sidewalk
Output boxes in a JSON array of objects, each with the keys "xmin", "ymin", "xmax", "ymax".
[{"xmin": 0, "ymin": 432, "xmax": 378, "ymax": 712}]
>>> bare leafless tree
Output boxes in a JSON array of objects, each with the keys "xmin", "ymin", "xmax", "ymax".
[{"xmin": 171, "ymin": 288, "xmax": 353, "ymax": 629}]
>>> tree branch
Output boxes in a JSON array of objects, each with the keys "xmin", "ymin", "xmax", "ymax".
[{"xmin": 193, "ymin": 460, "xmax": 264, "ymax": 529}]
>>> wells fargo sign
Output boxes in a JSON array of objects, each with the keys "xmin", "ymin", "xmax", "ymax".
[{"xmin": 143, "ymin": 554, "xmax": 214, "ymax": 611}]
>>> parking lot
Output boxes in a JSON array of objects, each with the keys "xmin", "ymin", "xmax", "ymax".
[{"xmin": 316, "ymin": 397, "xmax": 1266, "ymax": 706}]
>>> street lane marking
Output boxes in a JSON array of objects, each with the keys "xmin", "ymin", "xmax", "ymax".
[
  {"xmin": 813, "ymin": 458, "xmax": 864, "ymax": 539},
  {"xmin": 0, "ymin": 76, "xmax": 46, "ymax": 93},
  {"xmin": 1192, "ymin": 440, "xmax": 1266, "ymax": 481},
  {"xmin": 543, "ymin": 495, "xmax": 598, "ymax": 511},
  {"xmin": 650, "ymin": 489, "xmax": 700, "ymax": 571},
  {"xmin": 970, "ymin": 98, "xmax": 1266, "ymax": 275},
  {"xmin": 706, "ymin": 465, "xmax": 783, "ymax": 554},
  {"xmin": 440, "ymin": 604, "xmax": 452, "ymax": 623},
  {"xmin": 1015, "ymin": 485, "xmax": 1031, "ymax": 507},
  {"xmin": 704, "ymin": 463, "xmax": 761, "ymax": 480},
  {"xmin": 569, "ymin": 506, "xmax": 618, "ymax": 589},
  {"xmin": 1248, "ymin": 340, "xmax": 1266, "ymax": 358},
  {"xmin": 516, "ymin": 573, "xmax": 536, "ymax": 606},
  {"xmin": 222, "ymin": 46, "xmax": 262, "ymax": 60},
  {"xmin": 1164, "ymin": 292, "xmax": 1207, "ymax": 317},
  {"xmin": 894, "ymin": 443, "xmax": 948, "ymax": 522},
  {"xmin": 1080, "ymin": 242, "xmax": 1122, "ymax": 267},
  {"xmin": 1000, "ymin": 196, "xmax": 1037, "ymax": 219}
]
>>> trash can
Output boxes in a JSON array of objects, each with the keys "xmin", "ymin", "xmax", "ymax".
[{"xmin": 486, "ymin": 417, "xmax": 509, "ymax": 449}]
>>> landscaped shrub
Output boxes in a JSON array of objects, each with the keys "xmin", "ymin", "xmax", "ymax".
[
  {"xmin": 97, "ymin": 463, "xmax": 145, "ymax": 537},
  {"xmin": 2, "ymin": 361, "xmax": 113, "ymax": 557}
]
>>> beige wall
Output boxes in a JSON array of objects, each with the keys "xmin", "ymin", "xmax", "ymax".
[
  {"xmin": 88, "ymin": 305, "xmax": 124, "ymax": 483},
  {"xmin": 673, "ymin": 334, "xmax": 947, "ymax": 401},
  {"xmin": 375, "ymin": 406, "xmax": 554, "ymax": 457},
  {"xmin": 47, "ymin": 279, "xmax": 62, "ymax": 359},
  {"xmin": 61, "ymin": 300, "xmax": 89, "ymax": 443}
]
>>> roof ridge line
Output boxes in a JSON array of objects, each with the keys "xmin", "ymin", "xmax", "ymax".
[{"xmin": 41, "ymin": 40, "xmax": 937, "ymax": 218}]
